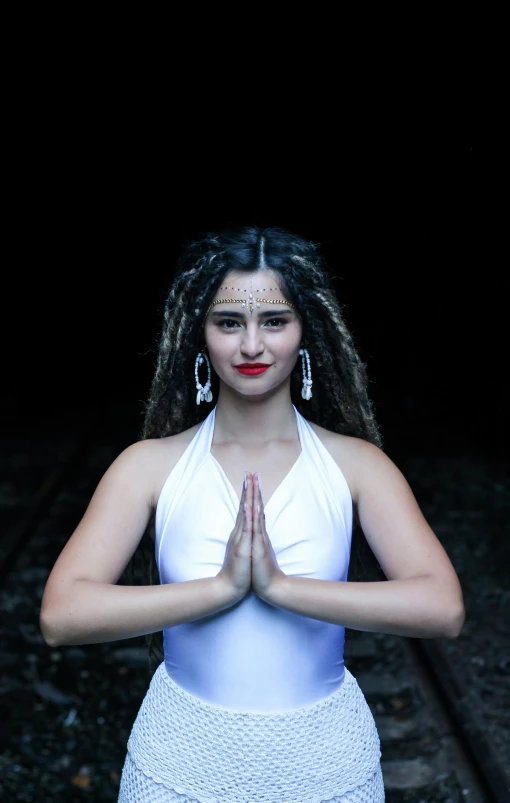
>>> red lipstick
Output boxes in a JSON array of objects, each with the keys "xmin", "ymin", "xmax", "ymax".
[{"xmin": 235, "ymin": 363, "xmax": 271, "ymax": 376}]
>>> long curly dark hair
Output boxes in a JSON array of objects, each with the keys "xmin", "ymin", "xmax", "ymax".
[{"xmin": 126, "ymin": 225, "xmax": 384, "ymax": 677}]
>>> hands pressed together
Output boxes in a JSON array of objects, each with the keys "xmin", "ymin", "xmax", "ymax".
[{"xmin": 217, "ymin": 472, "xmax": 286, "ymax": 604}]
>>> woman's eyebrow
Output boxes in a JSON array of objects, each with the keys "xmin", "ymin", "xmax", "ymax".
[{"xmin": 210, "ymin": 309, "xmax": 293, "ymax": 319}]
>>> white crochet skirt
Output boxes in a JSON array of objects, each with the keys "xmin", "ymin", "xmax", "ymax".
[{"xmin": 118, "ymin": 663, "xmax": 384, "ymax": 803}]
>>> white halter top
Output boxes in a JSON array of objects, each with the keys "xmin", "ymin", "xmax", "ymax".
[{"xmin": 155, "ymin": 404, "xmax": 353, "ymax": 712}]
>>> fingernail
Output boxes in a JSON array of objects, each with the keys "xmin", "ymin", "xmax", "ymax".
[
  {"xmin": 244, "ymin": 503, "xmax": 247, "ymax": 512},
  {"xmin": 258, "ymin": 472, "xmax": 261, "ymax": 490},
  {"xmin": 244, "ymin": 471, "xmax": 247, "ymax": 489},
  {"xmin": 257, "ymin": 504, "xmax": 260, "ymax": 514}
]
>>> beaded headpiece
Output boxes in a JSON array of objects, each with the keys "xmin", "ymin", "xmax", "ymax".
[{"xmin": 204, "ymin": 275, "xmax": 299, "ymax": 320}]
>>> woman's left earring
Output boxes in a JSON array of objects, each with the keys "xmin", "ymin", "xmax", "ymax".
[
  {"xmin": 195, "ymin": 351, "xmax": 213, "ymax": 404},
  {"xmin": 299, "ymin": 348, "xmax": 313, "ymax": 400}
]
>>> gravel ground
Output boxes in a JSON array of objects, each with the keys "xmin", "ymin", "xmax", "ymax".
[
  {"xmin": 0, "ymin": 415, "xmax": 508, "ymax": 801},
  {"xmin": 401, "ymin": 454, "xmax": 510, "ymax": 773}
]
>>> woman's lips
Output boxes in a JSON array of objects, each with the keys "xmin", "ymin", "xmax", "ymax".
[{"xmin": 235, "ymin": 366, "xmax": 270, "ymax": 375}]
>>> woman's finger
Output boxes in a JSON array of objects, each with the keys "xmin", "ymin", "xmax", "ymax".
[
  {"xmin": 234, "ymin": 473, "xmax": 248, "ymax": 542},
  {"xmin": 253, "ymin": 473, "xmax": 264, "ymax": 542},
  {"xmin": 246, "ymin": 472, "xmax": 254, "ymax": 529}
]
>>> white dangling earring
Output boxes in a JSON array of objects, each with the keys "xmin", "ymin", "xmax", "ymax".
[
  {"xmin": 299, "ymin": 348, "xmax": 313, "ymax": 400},
  {"xmin": 195, "ymin": 350, "xmax": 213, "ymax": 404}
]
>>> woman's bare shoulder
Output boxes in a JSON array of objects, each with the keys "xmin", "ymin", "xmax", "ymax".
[
  {"xmin": 132, "ymin": 421, "xmax": 202, "ymax": 453},
  {"xmin": 308, "ymin": 420, "xmax": 380, "ymax": 457},
  {"xmin": 139, "ymin": 422, "xmax": 204, "ymax": 502},
  {"xmin": 307, "ymin": 421, "xmax": 380, "ymax": 501},
  {"xmin": 104, "ymin": 422, "xmax": 202, "ymax": 506},
  {"xmin": 306, "ymin": 420, "xmax": 366, "ymax": 453}
]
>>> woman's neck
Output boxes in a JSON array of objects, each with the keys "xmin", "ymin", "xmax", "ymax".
[{"xmin": 212, "ymin": 387, "xmax": 298, "ymax": 447}]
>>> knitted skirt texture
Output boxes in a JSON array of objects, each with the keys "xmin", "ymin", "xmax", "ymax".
[{"xmin": 118, "ymin": 663, "xmax": 383, "ymax": 803}]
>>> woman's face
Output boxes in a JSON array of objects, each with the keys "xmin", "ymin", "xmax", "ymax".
[{"xmin": 203, "ymin": 269, "xmax": 303, "ymax": 397}]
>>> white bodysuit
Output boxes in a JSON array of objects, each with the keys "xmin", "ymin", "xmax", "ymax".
[{"xmin": 155, "ymin": 403, "xmax": 353, "ymax": 712}]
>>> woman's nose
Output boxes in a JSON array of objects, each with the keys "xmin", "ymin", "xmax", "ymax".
[{"xmin": 241, "ymin": 328, "xmax": 264, "ymax": 354}]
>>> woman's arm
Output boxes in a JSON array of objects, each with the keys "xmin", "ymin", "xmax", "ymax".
[
  {"xmin": 42, "ymin": 577, "xmax": 235, "ymax": 647},
  {"xmin": 39, "ymin": 439, "xmax": 235, "ymax": 647},
  {"xmin": 266, "ymin": 439, "xmax": 465, "ymax": 639}
]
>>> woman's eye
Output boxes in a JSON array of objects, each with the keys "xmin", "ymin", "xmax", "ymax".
[
  {"xmin": 218, "ymin": 319, "xmax": 239, "ymax": 329},
  {"xmin": 218, "ymin": 318, "xmax": 286, "ymax": 329}
]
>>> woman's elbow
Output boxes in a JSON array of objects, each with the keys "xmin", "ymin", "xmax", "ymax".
[
  {"xmin": 39, "ymin": 607, "xmax": 64, "ymax": 648},
  {"xmin": 442, "ymin": 600, "xmax": 465, "ymax": 639}
]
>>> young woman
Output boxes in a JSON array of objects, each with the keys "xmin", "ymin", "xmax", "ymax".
[{"xmin": 40, "ymin": 226, "xmax": 465, "ymax": 802}]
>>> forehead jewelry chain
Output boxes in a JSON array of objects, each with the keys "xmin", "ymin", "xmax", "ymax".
[
  {"xmin": 204, "ymin": 276, "xmax": 298, "ymax": 319},
  {"xmin": 247, "ymin": 276, "xmax": 257, "ymax": 315},
  {"xmin": 222, "ymin": 276, "xmax": 281, "ymax": 315}
]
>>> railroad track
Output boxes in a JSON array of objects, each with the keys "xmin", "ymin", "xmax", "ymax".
[
  {"xmin": 1, "ymin": 417, "xmax": 507, "ymax": 802},
  {"xmin": 347, "ymin": 630, "xmax": 502, "ymax": 801}
]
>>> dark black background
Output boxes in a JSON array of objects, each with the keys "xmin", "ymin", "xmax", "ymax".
[{"xmin": 5, "ymin": 25, "xmax": 508, "ymax": 460}]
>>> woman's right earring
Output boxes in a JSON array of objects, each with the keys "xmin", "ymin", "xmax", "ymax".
[
  {"xmin": 195, "ymin": 351, "xmax": 213, "ymax": 404},
  {"xmin": 299, "ymin": 348, "xmax": 312, "ymax": 400}
]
